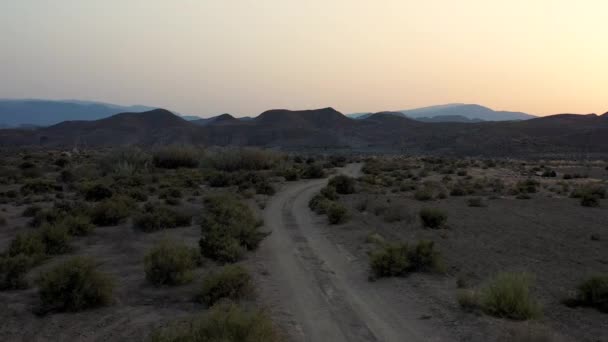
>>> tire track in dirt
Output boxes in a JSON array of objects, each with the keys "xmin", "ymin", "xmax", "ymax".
[{"xmin": 255, "ymin": 164, "xmax": 446, "ymax": 342}]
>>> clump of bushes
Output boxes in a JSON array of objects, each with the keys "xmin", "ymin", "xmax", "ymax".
[
  {"xmin": 61, "ymin": 215, "xmax": 94, "ymax": 236},
  {"xmin": 467, "ymin": 197, "xmax": 486, "ymax": 207},
  {"xmin": 309, "ymin": 193, "xmax": 333, "ymax": 214},
  {"xmin": 20, "ymin": 179, "xmax": 57, "ymax": 195},
  {"xmin": 369, "ymin": 240, "xmax": 443, "ymax": 278},
  {"xmin": 566, "ymin": 275, "xmax": 608, "ymax": 313},
  {"xmin": 197, "ymin": 265, "xmax": 254, "ymax": 306},
  {"xmin": 40, "ymin": 224, "xmax": 71, "ymax": 255},
  {"xmin": 150, "ymin": 302, "xmax": 280, "ymax": 342},
  {"xmin": 414, "ymin": 188, "xmax": 433, "ymax": 201},
  {"xmin": 144, "ymin": 239, "xmax": 199, "ymax": 286},
  {"xmin": 8, "ymin": 231, "xmax": 46, "ymax": 259},
  {"xmin": 37, "ymin": 256, "xmax": 114, "ymax": 312},
  {"xmin": 90, "ymin": 195, "xmax": 135, "ymax": 226},
  {"xmin": 82, "ymin": 183, "xmax": 113, "ymax": 201},
  {"xmin": 419, "ymin": 208, "xmax": 448, "ymax": 228},
  {"xmin": 133, "ymin": 204, "xmax": 192, "ymax": 232},
  {"xmin": 327, "ymin": 203, "xmax": 349, "ymax": 224},
  {"xmin": 302, "ymin": 163, "xmax": 325, "ymax": 179},
  {"xmin": 0, "ymin": 254, "xmax": 37, "ymax": 290},
  {"xmin": 459, "ymin": 272, "xmax": 542, "ymax": 320},
  {"xmin": 153, "ymin": 146, "xmax": 200, "ymax": 169},
  {"xmin": 199, "ymin": 195, "xmax": 267, "ymax": 263},
  {"xmin": 328, "ymin": 175, "xmax": 356, "ymax": 194}
]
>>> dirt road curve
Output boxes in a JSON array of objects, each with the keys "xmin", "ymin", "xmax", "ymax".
[{"xmin": 255, "ymin": 164, "xmax": 448, "ymax": 342}]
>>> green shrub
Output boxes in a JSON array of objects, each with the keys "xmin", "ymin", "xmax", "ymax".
[
  {"xmin": 83, "ymin": 183, "xmax": 113, "ymax": 201},
  {"xmin": 8, "ymin": 231, "xmax": 45, "ymax": 259},
  {"xmin": 198, "ymin": 265, "xmax": 254, "ymax": 306},
  {"xmin": 457, "ymin": 289, "xmax": 479, "ymax": 312},
  {"xmin": 255, "ymin": 181, "xmax": 275, "ymax": 195},
  {"xmin": 0, "ymin": 254, "xmax": 36, "ymax": 290},
  {"xmin": 40, "ymin": 225, "xmax": 71, "ymax": 255},
  {"xmin": 369, "ymin": 243, "xmax": 410, "ymax": 278},
  {"xmin": 575, "ymin": 275, "xmax": 608, "ymax": 313},
  {"xmin": 20, "ymin": 179, "xmax": 56, "ymax": 195},
  {"xmin": 479, "ymin": 272, "xmax": 541, "ymax": 320},
  {"xmin": 0, "ymin": 215, "xmax": 6, "ymax": 227},
  {"xmin": 407, "ymin": 240, "xmax": 443, "ymax": 272},
  {"xmin": 199, "ymin": 195, "xmax": 267, "ymax": 263},
  {"xmin": 419, "ymin": 208, "xmax": 447, "ymax": 228},
  {"xmin": 37, "ymin": 256, "xmax": 114, "ymax": 312},
  {"xmin": 128, "ymin": 189, "xmax": 148, "ymax": 202},
  {"xmin": 133, "ymin": 205, "xmax": 192, "ymax": 233},
  {"xmin": 329, "ymin": 175, "xmax": 356, "ymax": 194},
  {"xmin": 203, "ymin": 148, "xmax": 280, "ymax": 172},
  {"xmin": 144, "ymin": 239, "xmax": 199, "ymax": 286},
  {"xmin": 581, "ymin": 194, "xmax": 600, "ymax": 207},
  {"xmin": 327, "ymin": 203, "xmax": 349, "ymax": 224},
  {"xmin": 282, "ymin": 168, "xmax": 300, "ymax": 181},
  {"xmin": 414, "ymin": 189, "xmax": 433, "ymax": 201},
  {"xmin": 153, "ymin": 146, "xmax": 200, "ymax": 169},
  {"xmin": 90, "ymin": 195, "xmax": 135, "ymax": 226},
  {"xmin": 467, "ymin": 197, "xmax": 486, "ymax": 207},
  {"xmin": 150, "ymin": 302, "xmax": 280, "ymax": 342},
  {"xmin": 302, "ymin": 164, "xmax": 325, "ymax": 179},
  {"xmin": 61, "ymin": 215, "xmax": 94, "ymax": 236},
  {"xmin": 22, "ymin": 205, "xmax": 42, "ymax": 217},
  {"xmin": 516, "ymin": 179, "xmax": 540, "ymax": 194}
]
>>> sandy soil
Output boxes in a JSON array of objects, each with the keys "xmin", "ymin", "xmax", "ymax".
[
  {"xmin": 0, "ymin": 201, "xmax": 206, "ymax": 342},
  {"xmin": 251, "ymin": 164, "xmax": 453, "ymax": 342}
]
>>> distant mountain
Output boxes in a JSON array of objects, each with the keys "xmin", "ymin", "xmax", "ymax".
[
  {"xmin": 192, "ymin": 114, "xmax": 242, "ymax": 126},
  {"xmin": 2, "ymin": 107, "xmax": 607, "ymax": 158},
  {"xmin": 415, "ymin": 115, "xmax": 484, "ymax": 123},
  {"xmin": 398, "ymin": 104, "xmax": 535, "ymax": 121},
  {"xmin": 0, "ymin": 99, "xmax": 162, "ymax": 127}
]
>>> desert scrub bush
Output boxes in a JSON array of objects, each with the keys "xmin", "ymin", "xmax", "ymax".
[
  {"xmin": 82, "ymin": 182, "xmax": 113, "ymax": 201},
  {"xmin": 478, "ymin": 272, "xmax": 541, "ymax": 320},
  {"xmin": 90, "ymin": 195, "xmax": 135, "ymax": 226},
  {"xmin": 22, "ymin": 205, "xmax": 42, "ymax": 217},
  {"xmin": 572, "ymin": 275, "xmax": 608, "ymax": 313},
  {"xmin": 457, "ymin": 289, "xmax": 479, "ymax": 312},
  {"xmin": 61, "ymin": 215, "xmax": 94, "ymax": 236},
  {"xmin": 369, "ymin": 243, "xmax": 410, "ymax": 278},
  {"xmin": 383, "ymin": 204, "xmax": 413, "ymax": 223},
  {"xmin": 199, "ymin": 195, "xmax": 267, "ymax": 263},
  {"xmin": 467, "ymin": 197, "xmax": 486, "ymax": 207},
  {"xmin": 203, "ymin": 147, "xmax": 281, "ymax": 172},
  {"xmin": 327, "ymin": 202, "xmax": 349, "ymax": 224},
  {"xmin": 153, "ymin": 146, "xmax": 200, "ymax": 169},
  {"xmin": 408, "ymin": 240, "xmax": 444, "ymax": 272},
  {"xmin": 197, "ymin": 265, "xmax": 254, "ymax": 306},
  {"xmin": 99, "ymin": 147, "xmax": 150, "ymax": 177},
  {"xmin": 516, "ymin": 179, "xmax": 540, "ymax": 194},
  {"xmin": 37, "ymin": 256, "xmax": 114, "ymax": 312},
  {"xmin": 328, "ymin": 175, "xmax": 356, "ymax": 194},
  {"xmin": 301, "ymin": 163, "xmax": 325, "ymax": 179},
  {"xmin": 0, "ymin": 254, "xmax": 38, "ymax": 290},
  {"xmin": 20, "ymin": 179, "xmax": 57, "ymax": 196},
  {"xmin": 308, "ymin": 193, "xmax": 333, "ymax": 215},
  {"xmin": 281, "ymin": 167, "xmax": 300, "ymax": 181},
  {"xmin": 133, "ymin": 204, "xmax": 192, "ymax": 233},
  {"xmin": 419, "ymin": 208, "xmax": 447, "ymax": 228},
  {"xmin": 40, "ymin": 224, "xmax": 71, "ymax": 255},
  {"xmin": 580, "ymin": 193, "xmax": 600, "ymax": 207},
  {"xmin": 150, "ymin": 302, "xmax": 280, "ymax": 342},
  {"xmin": 255, "ymin": 180, "xmax": 275, "ymax": 195},
  {"xmin": 144, "ymin": 239, "xmax": 199, "ymax": 286},
  {"xmin": 8, "ymin": 231, "xmax": 46, "ymax": 259},
  {"xmin": 414, "ymin": 188, "xmax": 434, "ymax": 201},
  {"xmin": 0, "ymin": 215, "xmax": 6, "ymax": 227}
]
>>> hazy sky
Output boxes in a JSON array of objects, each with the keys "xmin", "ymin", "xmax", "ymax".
[{"xmin": 1, "ymin": 0, "xmax": 607, "ymax": 117}]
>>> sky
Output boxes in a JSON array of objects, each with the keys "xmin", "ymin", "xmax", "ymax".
[{"xmin": 1, "ymin": 0, "xmax": 607, "ymax": 117}]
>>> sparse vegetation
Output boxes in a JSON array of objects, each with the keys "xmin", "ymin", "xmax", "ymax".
[
  {"xmin": 419, "ymin": 208, "xmax": 447, "ymax": 228},
  {"xmin": 144, "ymin": 239, "xmax": 199, "ymax": 286},
  {"xmin": 198, "ymin": 265, "xmax": 254, "ymax": 306},
  {"xmin": 199, "ymin": 195, "xmax": 267, "ymax": 263},
  {"xmin": 133, "ymin": 204, "xmax": 192, "ymax": 232},
  {"xmin": 568, "ymin": 275, "xmax": 608, "ymax": 313},
  {"xmin": 327, "ymin": 202, "xmax": 349, "ymax": 224},
  {"xmin": 369, "ymin": 240, "xmax": 443, "ymax": 278},
  {"xmin": 329, "ymin": 175, "xmax": 356, "ymax": 194},
  {"xmin": 37, "ymin": 256, "xmax": 114, "ymax": 312},
  {"xmin": 150, "ymin": 302, "xmax": 280, "ymax": 342},
  {"xmin": 153, "ymin": 146, "xmax": 200, "ymax": 169},
  {"xmin": 465, "ymin": 272, "xmax": 542, "ymax": 320}
]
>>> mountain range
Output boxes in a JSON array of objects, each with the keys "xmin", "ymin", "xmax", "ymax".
[
  {"xmin": 1, "ymin": 107, "xmax": 607, "ymax": 158},
  {"xmin": 1, "ymin": 100, "xmax": 536, "ymax": 128},
  {"xmin": 348, "ymin": 104, "xmax": 536, "ymax": 121}
]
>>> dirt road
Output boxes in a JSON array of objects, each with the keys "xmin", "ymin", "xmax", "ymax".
[{"xmin": 254, "ymin": 164, "xmax": 448, "ymax": 342}]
